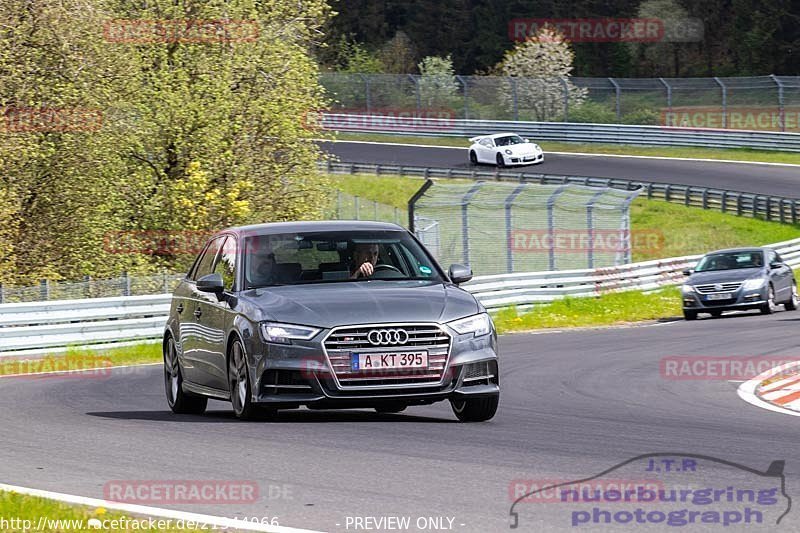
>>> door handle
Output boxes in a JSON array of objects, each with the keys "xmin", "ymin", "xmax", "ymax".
[
  {"xmin": 176, "ymin": 303, "xmax": 184, "ymax": 314},
  {"xmin": 193, "ymin": 308, "xmax": 202, "ymax": 319}
]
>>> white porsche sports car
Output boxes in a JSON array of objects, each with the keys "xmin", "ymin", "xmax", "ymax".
[{"xmin": 468, "ymin": 133, "xmax": 544, "ymax": 167}]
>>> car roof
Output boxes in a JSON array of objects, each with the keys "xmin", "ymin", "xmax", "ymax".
[
  {"xmin": 221, "ymin": 220, "xmax": 406, "ymax": 237},
  {"xmin": 704, "ymin": 247, "xmax": 770, "ymax": 255},
  {"xmin": 489, "ymin": 132, "xmax": 519, "ymax": 138}
]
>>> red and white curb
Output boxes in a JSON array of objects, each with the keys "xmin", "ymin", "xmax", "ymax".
[{"xmin": 737, "ymin": 361, "xmax": 800, "ymax": 417}]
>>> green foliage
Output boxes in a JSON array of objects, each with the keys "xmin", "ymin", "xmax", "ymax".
[
  {"xmin": 0, "ymin": 0, "xmax": 332, "ymax": 285},
  {"xmin": 567, "ymin": 101, "xmax": 619, "ymax": 124},
  {"xmin": 418, "ymin": 55, "xmax": 459, "ymax": 108},
  {"xmin": 378, "ymin": 31, "xmax": 418, "ymax": 74}
]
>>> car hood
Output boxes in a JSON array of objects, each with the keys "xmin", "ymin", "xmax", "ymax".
[
  {"xmin": 502, "ymin": 144, "xmax": 539, "ymax": 155},
  {"xmin": 688, "ymin": 267, "xmax": 765, "ymax": 284},
  {"xmin": 239, "ymin": 280, "xmax": 480, "ymax": 329}
]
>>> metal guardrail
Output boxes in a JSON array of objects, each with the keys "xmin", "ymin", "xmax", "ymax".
[
  {"xmin": 4, "ymin": 234, "xmax": 800, "ymax": 356},
  {"xmin": 321, "ymin": 113, "xmax": 800, "ymax": 152},
  {"xmin": 320, "ymin": 161, "xmax": 800, "ymax": 223}
]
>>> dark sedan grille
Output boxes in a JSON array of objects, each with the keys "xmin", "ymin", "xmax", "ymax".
[
  {"xmin": 695, "ymin": 282, "xmax": 743, "ymax": 294},
  {"xmin": 323, "ymin": 324, "xmax": 451, "ymax": 388}
]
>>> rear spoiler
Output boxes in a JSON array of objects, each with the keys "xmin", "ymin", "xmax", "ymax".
[{"xmin": 468, "ymin": 135, "xmax": 486, "ymax": 143}]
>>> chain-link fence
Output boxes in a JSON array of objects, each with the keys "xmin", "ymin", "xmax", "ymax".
[
  {"xmin": 320, "ymin": 73, "xmax": 800, "ymax": 132},
  {"xmin": 0, "ymin": 272, "xmax": 185, "ymax": 303},
  {"xmin": 409, "ymin": 180, "xmax": 641, "ymax": 276},
  {"xmin": 324, "ymin": 190, "xmax": 407, "ymax": 226}
]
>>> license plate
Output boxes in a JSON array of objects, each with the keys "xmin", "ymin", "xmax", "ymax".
[
  {"xmin": 706, "ymin": 293, "xmax": 734, "ymax": 301},
  {"xmin": 351, "ymin": 351, "xmax": 428, "ymax": 371}
]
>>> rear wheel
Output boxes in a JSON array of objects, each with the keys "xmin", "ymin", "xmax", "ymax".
[
  {"xmin": 683, "ymin": 310, "xmax": 697, "ymax": 321},
  {"xmin": 785, "ymin": 282, "xmax": 798, "ymax": 311},
  {"xmin": 760, "ymin": 285, "xmax": 777, "ymax": 315},
  {"xmin": 450, "ymin": 395, "xmax": 498, "ymax": 422},
  {"xmin": 469, "ymin": 151, "xmax": 478, "ymax": 166},
  {"xmin": 164, "ymin": 336, "xmax": 207, "ymax": 415},
  {"xmin": 496, "ymin": 153, "xmax": 505, "ymax": 168}
]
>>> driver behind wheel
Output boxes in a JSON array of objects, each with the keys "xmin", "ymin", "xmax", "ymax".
[{"xmin": 350, "ymin": 243, "xmax": 380, "ymax": 279}]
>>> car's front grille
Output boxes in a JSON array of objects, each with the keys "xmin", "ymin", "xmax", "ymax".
[
  {"xmin": 323, "ymin": 324, "xmax": 451, "ymax": 388},
  {"xmin": 695, "ymin": 282, "xmax": 743, "ymax": 294}
]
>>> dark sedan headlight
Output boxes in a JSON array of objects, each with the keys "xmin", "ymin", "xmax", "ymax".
[
  {"xmin": 681, "ymin": 284, "xmax": 694, "ymax": 294},
  {"xmin": 742, "ymin": 278, "xmax": 766, "ymax": 290},
  {"xmin": 260, "ymin": 322, "xmax": 320, "ymax": 344},
  {"xmin": 448, "ymin": 313, "xmax": 493, "ymax": 338}
]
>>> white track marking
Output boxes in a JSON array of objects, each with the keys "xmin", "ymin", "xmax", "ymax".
[
  {"xmin": 737, "ymin": 361, "xmax": 800, "ymax": 417},
  {"xmin": 0, "ymin": 482, "xmax": 322, "ymax": 533},
  {"xmin": 320, "ymin": 139, "xmax": 800, "ymax": 168}
]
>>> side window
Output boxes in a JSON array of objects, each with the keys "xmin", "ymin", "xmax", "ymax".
[
  {"xmin": 767, "ymin": 250, "xmax": 777, "ymax": 265},
  {"xmin": 192, "ymin": 237, "xmax": 224, "ymax": 281},
  {"xmin": 213, "ymin": 237, "xmax": 238, "ymax": 291},
  {"xmin": 480, "ymin": 138, "xmax": 493, "ymax": 148}
]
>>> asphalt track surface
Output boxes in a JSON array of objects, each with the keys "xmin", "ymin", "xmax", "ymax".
[
  {"xmin": 321, "ymin": 141, "xmax": 800, "ymax": 199},
  {"xmin": 3, "ymin": 310, "xmax": 800, "ymax": 532}
]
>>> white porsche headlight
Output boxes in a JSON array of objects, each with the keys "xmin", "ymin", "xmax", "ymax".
[
  {"xmin": 448, "ymin": 313, "xmax": 493, "ymax": 337},
  {"xmin": 260, "ymin": 322, "xmax": 320, "ymax": 344}
]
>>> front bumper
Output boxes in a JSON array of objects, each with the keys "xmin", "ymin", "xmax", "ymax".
[
  {"xmin": 682, "ymin": 285, "xmax": 768, "ymax": 312},
  {"xmin": 505, "ymin": 152, "xmax": 544, "ymax": 165},
  {"xmin": 246, "ymin": 323, "xmax": 499, "ymax": 408}
]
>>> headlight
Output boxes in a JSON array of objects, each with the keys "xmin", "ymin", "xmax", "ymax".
[
  {"xmin": 534, "ymin": 144, "xmax": 541, "ymax": 150},
  {"xmin": 504, "ymin": 149, "xmax": 512, "ymax": 155},
  {"xmin": 743, "ymin": 278, "xmax": 765, "ymax": 290},
  {"xmin": 448, "ymin": 313, "xmax": 492, "ymax": 337},
  {"xmin": 260, "ymin": 322, "xmax": 320, "ymax": 344},
  {"xmin": 681, "ymin": 284, "xmax": 694, "ymax": 294}
]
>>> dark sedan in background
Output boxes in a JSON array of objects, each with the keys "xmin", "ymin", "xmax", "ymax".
[
  {"xmin": 681, "ymin": 247, "xmax": 797, "ymax": 320},
  {"xmin": 163, "ymin": 221, "xmax": 499, "ymax": 422}
]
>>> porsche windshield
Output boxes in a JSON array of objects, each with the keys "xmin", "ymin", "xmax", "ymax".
[
  {"xmin": 694, "ymin": 251, "xmax": 765, "ymax": 272},
  {"xmin": 243, "ymin": 230, "xmax": 443, "ymax": 288},
  {"xmin": 494, "ymin": 135, "xmax": 525, "ymax": 146}
]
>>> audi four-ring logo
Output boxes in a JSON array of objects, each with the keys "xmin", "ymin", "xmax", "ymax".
[{"xmin": 367, "ymin": 328, "xmax": 409, "ymax": 345}]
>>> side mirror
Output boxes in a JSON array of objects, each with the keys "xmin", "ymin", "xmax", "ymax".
[
  {"xmin": 197, "ymin": 273, "xmax": 224, "ymax": 293},
  {"xmin": 449, "ymin": 264, "xmax": 473, "ymax": 284},
  {"xmin": 770, "ymin": 262, "xmax": 783, "ymax": 270},
  {"xmin": 682, "ymin": 269, "xmax": 693, "ymax": 276}
]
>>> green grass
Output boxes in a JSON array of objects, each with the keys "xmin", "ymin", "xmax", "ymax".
[
  {"xmin": 0, "ymin": 342, "xmax": 161, "ymax": 376},
  {"xmin": 0, "ymin": 490, "xmax": 205, "ymax": 532},
  {"xmin": 329, "ymin": 132, "xmax": 800, "ymax": 165},
  {"xmin": 328, "ymin": 174, "xmax": 800, "ymax": 263},
  {"xmin": 492, "ymin": 287, "xmax": 682, "ymax": 332}
]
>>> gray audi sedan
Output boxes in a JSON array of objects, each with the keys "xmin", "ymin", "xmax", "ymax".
[
  {"xmin": 681, "ymin": 247, "xmax": 797, "ymax": 320},
  {"xmin": 163, "ymin": 221, "xmax": 499, "ymax": 421}
]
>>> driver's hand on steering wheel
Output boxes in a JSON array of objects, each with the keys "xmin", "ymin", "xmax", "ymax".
[{"xmin": 352, "ymin": 262, "xmax": 374, "ymax": 279}]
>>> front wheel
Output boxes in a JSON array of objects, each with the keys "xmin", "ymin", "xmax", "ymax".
[
  {"xmin": 450, "ymin": 395, "xmax": 498, "ymax": 422},
  {"xmin": 760, "ymin": 285, "xmax": 777, "ymax": 315},
  {"xmin": 164, "ymin": 336, "xmax": 207, "ymax": 415},
  {"xmin": 496, "ymin": 153, "xmax": 505, "ymax": 168},
  {"xmin": 683, "ymin": 310, "xmax": 697, "ymax": 321},
  {"xmin": 785, "ymin": 282, "xmax": 798, "ymax": 311},
  {"xmin": 229, "ymin": 338, "xmax": 269, "ymax": 420}
]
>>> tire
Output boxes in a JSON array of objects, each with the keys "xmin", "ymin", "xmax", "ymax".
[
  {"xmin": 683, "ymin": 310, "xmax": 697, "ymax": 321},
  {"xmin": 469, "ymin": 151, "xmax": 478, "ymax": 166},
  {"xmin": 228, "ymin": 338, "xmax": 269, "ymax": 420},
  {"xmin": 785, "ymin": 282, "xmax": 798, "ymax": 311},
  {"xmin": 760, "ymin": 285, "xmax": 777, "ymax": 315},
  {"xmin": 164, "ymin": 336, "xmax": 207, "ymax": 415},
  {"xmin": 450, "ymin": 395, "xmax": 499, "ymax": 422},
  {"xmin": 374, "ymin": 403, "xmax": 407, "ymax": 414},
  {"xmin": 496, "ymin": 153, "xmax": 505, "ymax": 168},
  {"xmin": 709, "ymin": 310, "xmax": 723, "ymax": 318}
]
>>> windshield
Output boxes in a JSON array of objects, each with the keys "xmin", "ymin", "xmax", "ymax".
[
  {"xmin": 494, "ymin": 135, "xmax": 525, "ymax": 146},
  {"xmin": 694, "ymin": 251, "xmax": 764, "ymax": 272},
  {"xmin": 243, "ymin": 229, "xmax": 443, "ymax": 288}
]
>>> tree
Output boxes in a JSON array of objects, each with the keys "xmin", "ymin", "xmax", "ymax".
[
  {"xmin": 417, "ymin": 55, "xmax": 459, "ymax": 108},
  {"xmin": 495, "ymin": 26, "xmax": 587, "ymax": 121},
  {"xmin": 378, "ymin": 31, "xmax": 418, "ymax": 74}
]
